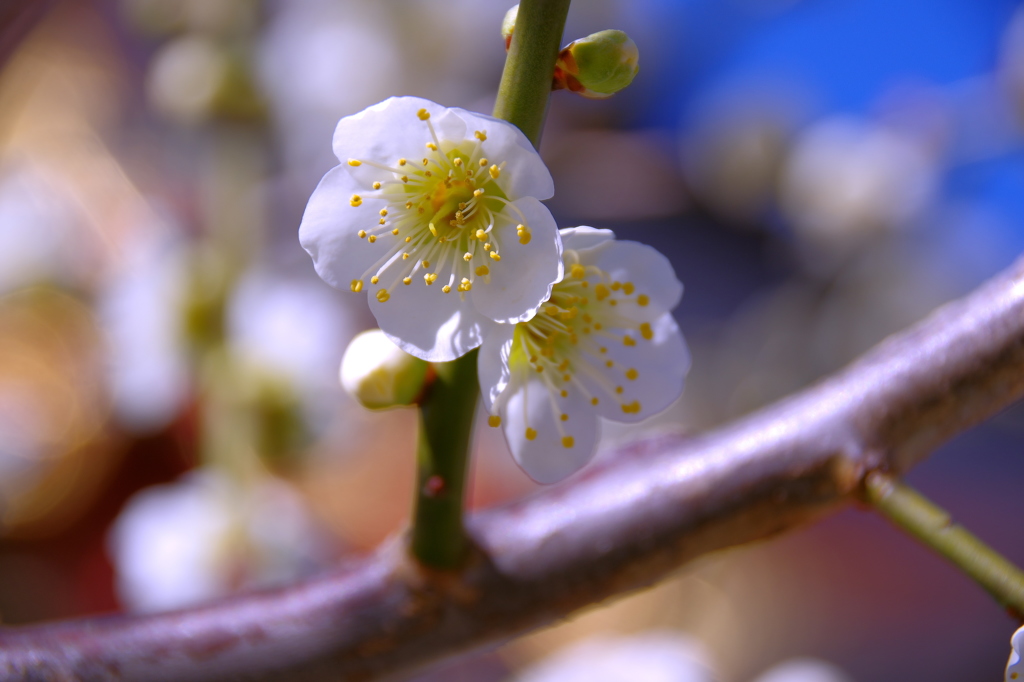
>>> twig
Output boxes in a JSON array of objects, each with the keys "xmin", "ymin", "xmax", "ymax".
[
  {"xmin": 863, "ymin": 471, "xmax": 1024, "ymax": 620},
  {"xmin": 2, "ymin": 248, "xmax": 1024, "ymax": 680},
  {"xmin": 411, "ymin": 350, "xmax": 480, "ymax": 568}
]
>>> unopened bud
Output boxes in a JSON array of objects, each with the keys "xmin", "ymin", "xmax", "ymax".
[
  {"xmin": 501, "ymin": 4, "xmax": 518, "ymax": 51},
  {"xmin": 555, "ymin": 29, "xmax": 639, "ymax": 99},
  {"xmin": 340, "ymin": 329, "xmax": 429, "ymax": 410}
]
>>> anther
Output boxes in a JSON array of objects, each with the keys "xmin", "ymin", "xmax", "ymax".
[
  {"xmin": 595, "ymin": 284, "xmax": 610, "ymax": 300},
  {"xmin": 611, "ymin": 282, "xmax": 621, "ymax": 291},
  {"xmin": 372, "ymin": 182, "xmax": 381, "ymax": 189},
  {"xmin": 475, "ymin": 265, "xmax": 489, "ymax": 276},
  {"xmin": 489, "ymin": 164, "xmax": 501, "ymax": 179},
  {"xmin": 417, "ymin": 108, "xmax": 430, "ymax": 120},
  {"xmin": 625, "ymin": 368, "xmax": 639, "ymax": 380},
  {"xmin": 399, "ymin": 158, "xmax": 407, "ymax": 166},
  {"xmin": 350, "ymin": 195, "xmax": 362, "ymax": 207},
  {"xmin": 560, "ymin": 414, "xmax": 569, "ymax": 422},
  {"xmin": 623, "ymin": 282, "xmax": 635, "ymax": 295},
  {"xmin": 426, "ymin": 143, "xmax": 437, "ymax": 151},
  {"xmin": 442, "ymin": 285, "xmax": 451, "ymax": 293},
  {"xmin": 453, "ymin": 157, "xmax": 463, "ymax": 167},
  {"xmin": 525, "ymin": 428, "xmax": 537, "ymax": 440},
  {"xmin": 370, "ymin": 276, "xmax": 379, "ymax": 284},
  {"xmin": 488, "ymin": 415, "xmax": 501, "ymax": 427},
  {"xmin": 422, "ymin": 260, "xmax": 430, "ymax": 268},
  {"xmin": 476, "ymin": 229, "xmax": 487, "ymax": 240},
  {"xmin": 490, "ymin": 252, "xmax": 501, "ymax": 261},
  {"xmin": 403, "ymin": 277, "xmax": 412, "ymax": 285},
  {"xmin": 379, "ymin": 209, "xmax": 388, "ymax": 217},
  {"xmin": 570, "ymin": 264, "xmax": 586, "ymax": 279},
  {"xmin": 424, "ymin": 273, "xmax": 438, "ymax": 285},
  {"xmin": 348, "ymin": 159, "xmax": 362, "ymax": 166},
  {"xmin": 460, "ymin": 278, "xmax": 472, "ymax": 291},
  {"xmin": 473, "ymin": 188, "xmax": 484, "ymax": 197},
  {"xmin": 463, "ymin": 252, "xmax": 473, "ymax": 261},
  {"xmin": 376, "ymin": 289, "xmax": 390, "ymax": 302},
  {"xmin": 368, "ymin": 235, "xmax": 377, "ymax": 243},
  {"xmin": 640, "ymin": 323, "xmax": 653, "ymax": 340},
  {"xmin": 591, "ymin": 397, "xmax": 599, "ymax": 406},
  {"xmin": 637, "ymin": 294, "xmax": 650, "ymax": 307},
  {"xmin": 562, "ymin": 436, "xmax": 574, "ymax": 448},
  {"xmin": 392, "ymin": 228, "xmax": 400, "ymax": 235},
  {"xmin": 358, "ymin": 230, "xmax": 367, "ymax": 238},
  {"xmin": 475, "ymin": 130, "xmax": 487, "ymax": 141},
  {"xmin": 350, "ymin": 279, "xmax": 363, "ymax": 293},
  {"xmin": 623, "ymin": 336, "xmax": 636, "ymax": 346},
  {"xmin": 479, "ymin": 158, "xmax": 488, "ymax": 167}
]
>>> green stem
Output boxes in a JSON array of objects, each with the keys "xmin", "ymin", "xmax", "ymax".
[
  {"xmin": 411, "ymin": 350, "xmax": 479, "ymax": 567},
  {"xmin": 864, "ymin": 471, "xmax": 1024, "ymax": 619},
  {"xmin": 493, "ymin": 0, "xmax": 572, "ymax": 146},
  {"xmin": 409, "ymin": 0, "xmax": 571, "ymax": 569}
]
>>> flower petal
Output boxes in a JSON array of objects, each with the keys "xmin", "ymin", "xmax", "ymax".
[
  {"xmin": 576, "ymin": 313, "xmax": 690, "ymax": 423},
  {"xmin": 501, "ymin": 377, "xmax": 601, "ymax": 484},
  {"xmin": 584, "ymin": 238, "xmax": 684, "ymax": 317},
  {"xmin": 370, "ymin": 275, "xmax": 488, "ymax": 362},
  {"xmin": 452, "ymin": 108, "xmax": 554, "ymax": 200},
  {"xmin": 331, "ymin": 97, "xmax": 464, "ymax": 186},
  {"xmin": 298, "ymin": 165, "xmax": 388, "ymax": 290},
  {"xmin": 561, "ymin": 226, "xmax": 615, "ymax": 252},
  {"xmin": 477, "ymin": 321, "xmax": 515, "ymax": 412},
  {"xmin": 470, "ymin": 197, "xmax": 562, "ymax": 324}
]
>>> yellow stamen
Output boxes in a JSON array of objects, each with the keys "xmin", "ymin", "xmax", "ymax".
[
  {"xmin": 350, "ymin": 280, "xmax": 363, "ymax": 293},
  {"xmin": 488, "ymin": 415, "xmax": 501, "ymax": 427}
]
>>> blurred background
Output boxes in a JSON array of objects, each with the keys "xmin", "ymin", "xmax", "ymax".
[{"xmin": 0, "ymin": 0, "xmax": 1022, "ymax": 680}]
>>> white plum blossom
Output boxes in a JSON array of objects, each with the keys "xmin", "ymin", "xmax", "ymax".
[
  {"xmin": 479, "ymin": 227, "xmax": 690, "ymax": 483},
  {"xmin": 299, "ymin": 96, "xmax": 562, "ymax": 362},
  {"xmin": 1007, "ymin": 625, "xmax": 1024, "ymax": 682}
]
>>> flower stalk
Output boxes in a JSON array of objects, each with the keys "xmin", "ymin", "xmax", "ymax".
[
  {"xmin": 409, "ymin": 0, "xmax": 571, "ymax": 568},
  {"xmin": 864, "ymin": 471, "xmax": 1024, "ymax": 620}
]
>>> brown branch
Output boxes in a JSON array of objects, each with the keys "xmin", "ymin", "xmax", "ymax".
[{"xmin": 2, "ymin": 253, "xmax": 1024, "ymax": 681}]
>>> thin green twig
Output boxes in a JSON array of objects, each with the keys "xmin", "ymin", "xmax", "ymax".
[{"xmin": 864, "ymin": 471, "xmax": 1024, "ymax": 620}]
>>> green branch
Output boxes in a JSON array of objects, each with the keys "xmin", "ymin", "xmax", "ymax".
[
  {"xmin": 409, "ymin": 0, "xmax": 571, "ymax": 569},
  {"xmin": 864, "ymin": 471, "xmax": 1024, "ymax": 620}
]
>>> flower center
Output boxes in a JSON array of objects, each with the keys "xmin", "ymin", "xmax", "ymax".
[
  {"xmin": 499, "ymin": 251, "xmax": 656, "ymax": 446},
  {"xmin": 344, "ymin": 109, "xmax": 536, "ymax": 300}
]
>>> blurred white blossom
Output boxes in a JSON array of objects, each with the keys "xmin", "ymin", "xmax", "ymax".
[
  {"xmin": 99, "ymin": 226, "xmax": 191, "ymax": 432},
  {"xmin": 780, "ymin": 118, "xmax": 937, "ymax": 252},
  {"xmin": 752, "ymin": 658, "xmax": 855, "ymax": 682},
  {"xmin": 0, "ymin": 159, "xmax": 96, "ymax": 294},
  {"xmin": 108, "ymin": 468, "xmax": 332, "ymax": 613},
  {"xmin": 513, "ymin": 632, "xmax": 714, "ymax": 682}
]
